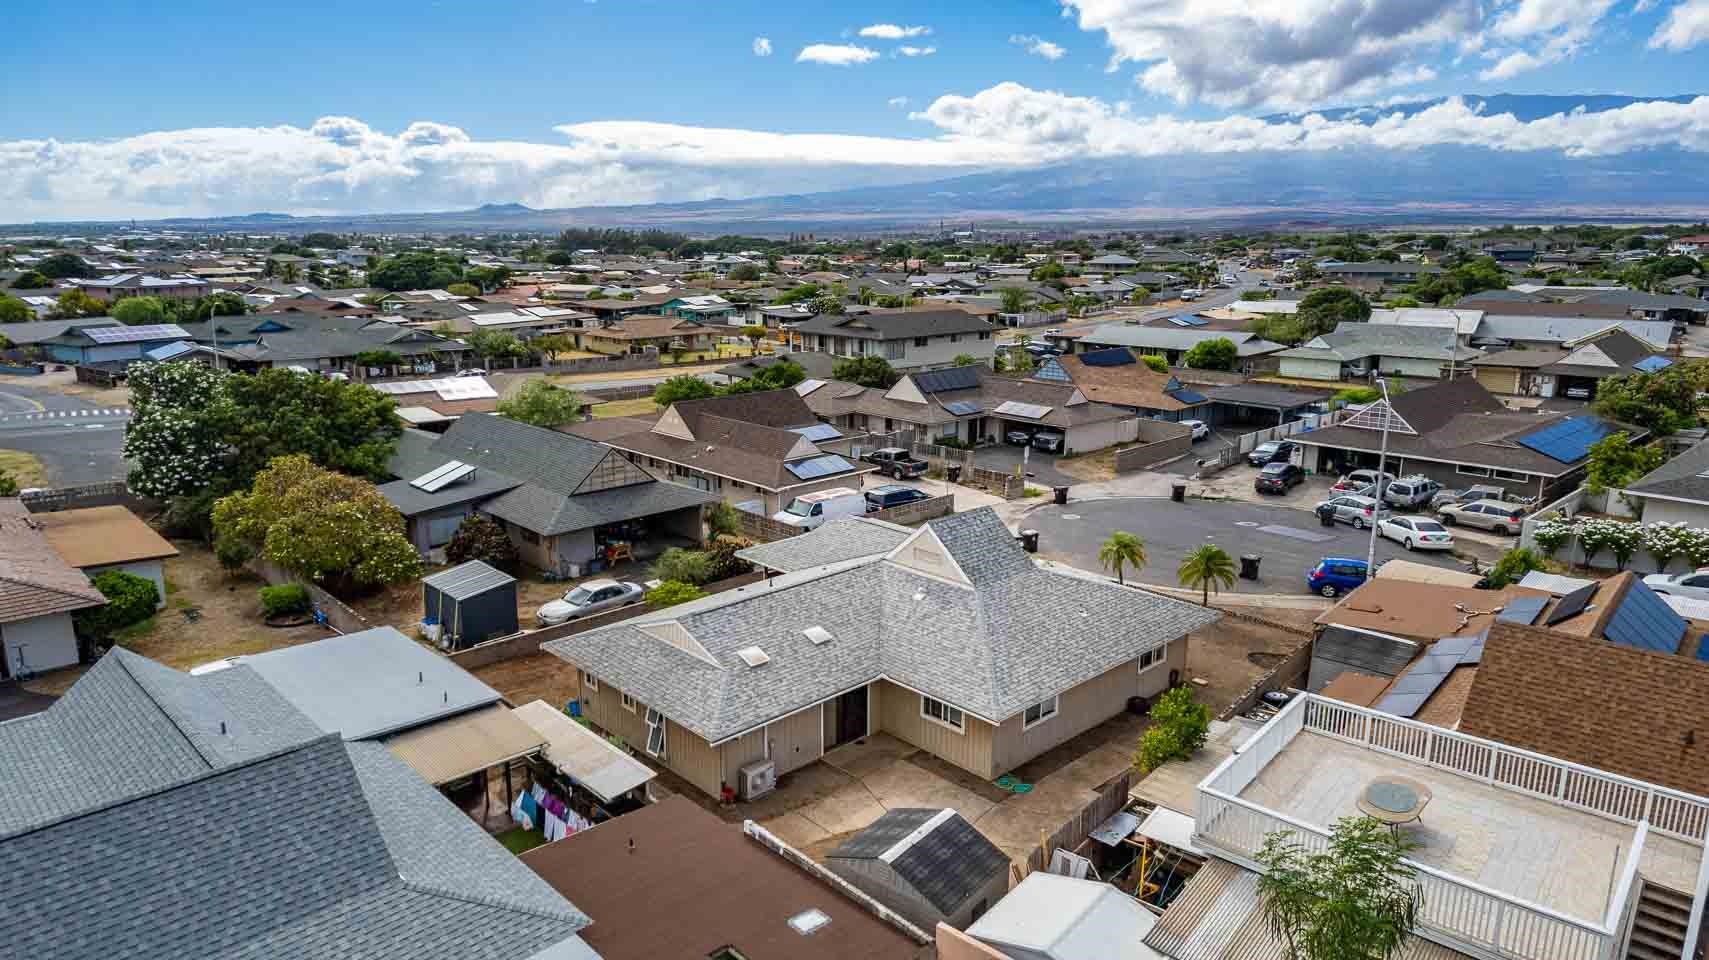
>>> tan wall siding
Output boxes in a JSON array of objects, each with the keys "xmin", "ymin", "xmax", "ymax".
[
  {"xmin": 988, "ymin": 642, "xmax": 1186, "ymax": 775},
  {"xmin": 1475, "ymin": 367, "xmax": 1521, "ymax": 395},
  {"xmin": 579, "ymin": 674, "xmax": 722, "ymax": 797},
  {"xmin": 875, "ymin": 680, "xmax": 996, "ymax": 779},
  {"xmin": 720, "ymin": 729, "xmax": 768, "ymax": 789},
  {"xmin": 766, "ymin": 705, "xmax": 824, "ymax": 776},
  {"xmin": 666, "ymin": 716, "xmax": 723, "ymax": 797}
]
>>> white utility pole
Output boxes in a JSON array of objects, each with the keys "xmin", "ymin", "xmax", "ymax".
[{"xmin": 1364, "ymin": 377, "xmax": 1392, "ymax": 574}]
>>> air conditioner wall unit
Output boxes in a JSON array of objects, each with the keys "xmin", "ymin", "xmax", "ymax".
[{"xmin": 739, "ymin": 759, "xmax": 777, "ymax": 800}]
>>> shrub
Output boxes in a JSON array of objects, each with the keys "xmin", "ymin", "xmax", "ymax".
[
  {"xmin": 74, "ymin": 570, "xmax": 160, "ymax": 642},
  {"xmin": 646, "ymin": 580, "xmax": 706, "ymax": 609},
  {"xmin": 1140, "ymin": 353, "xmax": 1168, "ymax": 373},
  {"xmin": 1484, "ymin": 547, "xmax": 1546, "ymax": 589},
  {"xmin": 259, "ymin": 583, "xmax": 312, "ymax": 619},
  {"xmin": 1135, "ymin": 686, "xmax": 1210, "ymax": 773},
  {"xmin": 649, "ymin": 547, "xmax": 714, "ymax": 585},
  {"xmin": 214, "ymin": 536, "xmax": 254, "ymax": 575},
  {"xmin": 1531, "ymin": 516, "xmax": 1575, "ymax": 557},
  {"xmin": 1642, "ymin": 521, "xmax": 1691, "ymax": 571},
  {"xmin": 444, "ymin": 515, "xmax": 519, "ymax": 569},
  {"xmin": 705, "ymin": 534, "xmax": 755, "ymax": 581},
  {"xmin": 705, "ymin": 501, "xmax": 741, "ymax": 539}
]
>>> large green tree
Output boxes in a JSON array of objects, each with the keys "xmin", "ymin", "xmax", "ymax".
[
  {"xmin": 222, "ymin": 367, "xmax": 401, "ymax": 482},
  {"xmin": 50, "ymin": 290, "xmax": 105, "ymax": 319},
  {"xmin": 1295, "ymin": 287, "xmax": 1372, "ymax": 338},
  {"xmin": 212, "ymin": 454, "xmax": 421, "ymax": 591},
  {"xmin": 111, "ymin": 295, "xmax": 167, "ymax": 326},
  {"xmin": 366, "ymin": 252, "xmax": 464, "ymax": 291},
  {"xmin": 0, "ymin": 296, "xmax": 31, "ymax": 323},
  {"xmin": 725, "ymin": 359, "xmax": 805, "ymax": 395},
  {"xmin": 11, "ymin": 270, "xmax": 51, "ymax": 289},
  {"xmin": 833, "ymin": 355, "xmax": 898, "ymax": 388},
  {"xmin": 1593, "ymin": 360, "xmax": 1708, "ymax": 436},
  {"xmin": 497, "ymin": 379, "xmax": 585, "ymax": 428},
  {"xmin": 652, "ymin": 374, "xmax": 716, "ymax": 406},
  {"xmin": 1583, "ymin": 432, "xmax": 1665, "ymax": 495},
  {"xmin": 35, "ymin": 253, "xmax": 93, "ymax": 279},
  {"xmin": 1184, "ymin": 337, "xmax": 1239, "ymax": 370},
  {"xmin": 1257, "ymin": 816, "xmax": 1420, "ymax": 960},
  {"xmin": 123, "ymin": 361, "xmax": 232, "ymax": 499}
]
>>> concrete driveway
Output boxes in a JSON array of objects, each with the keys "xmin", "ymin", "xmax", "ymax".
[{"xmin": 972, "ymin": 443, "xmax": 1075, "ymax": 488}]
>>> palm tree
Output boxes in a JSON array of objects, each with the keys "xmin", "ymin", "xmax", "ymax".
[
  {"xmin": 999, "ymin": 287, "xmax": 1033, "ymax": 316},
  {"xmin": 1178, "ymin": 545, "xmax": 1237, "ymax": 606},
  {"xmin": 1099, "ymin": 531, "xmax": 1147, "ymax": 586}
]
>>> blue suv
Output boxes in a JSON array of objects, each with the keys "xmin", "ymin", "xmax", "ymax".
[{"xmin": 1307, "ymin": 557, "xmax": 1368, "ymax": 598}]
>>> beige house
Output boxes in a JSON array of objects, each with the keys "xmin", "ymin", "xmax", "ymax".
[{"xmin": 545, "ymin": 509, "xmax": 1215, "ymax": 798}]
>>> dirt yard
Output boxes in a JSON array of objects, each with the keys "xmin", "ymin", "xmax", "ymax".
[
  {"xmin": 1185, "ymin": 604, "xmax": 1312, "ymax": 713},
  {"xmin": 470, "ymin": 653, "xmax": 581, "ymax": 709},
  {"xmin": 0, "ymin": 369, "xmax": 130, "ymax": 406}
]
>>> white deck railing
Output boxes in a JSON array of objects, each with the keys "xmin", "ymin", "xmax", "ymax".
[{"xmin": 1194, "ymin": 694, "xmax": 1709, "ymax": 960}]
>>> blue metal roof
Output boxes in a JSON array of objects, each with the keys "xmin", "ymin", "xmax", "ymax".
[
  {"xmin": 943, "ymin": 400, "xmax": 982, "ymax": 416},
  {"xmin": 1604, "ymin": 577, "xmax": 1687, "ymax": 655},
  {"xmin": 1515, "ymin": 416, "xmax": 1620, "ymax": 464},
  {"xmin": 1634, "ymin": 355, "xmax": 1673, "ymax": 373}
]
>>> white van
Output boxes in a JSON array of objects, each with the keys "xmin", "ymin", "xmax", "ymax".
[{"xmin": 773, "ymin": 487, "xmax": 865, "ymax": 531}]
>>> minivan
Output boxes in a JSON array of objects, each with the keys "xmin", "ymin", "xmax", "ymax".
[{"xmin": 773, "ymin": 487, "xmax": 865, "ymax": 531}]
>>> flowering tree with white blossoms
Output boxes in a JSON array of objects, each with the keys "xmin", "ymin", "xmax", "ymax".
[{"xmin": 122, "ymin": 361, "xmax": 230, "ymax": 499}]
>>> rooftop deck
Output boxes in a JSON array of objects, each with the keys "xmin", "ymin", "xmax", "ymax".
[{"xmin": 1195, "ymin": 695, "xmax": 1709, "ymax": 960}]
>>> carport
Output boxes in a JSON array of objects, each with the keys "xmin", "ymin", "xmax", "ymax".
[{"xmin": 1203, "ymin": 383, "xmax": 1332, "ymax": 428}]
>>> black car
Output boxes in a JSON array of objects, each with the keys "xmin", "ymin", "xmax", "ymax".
[
  {"xmin": 865, "ymin": 484, "xmax": 931, "ymax": 512},
  {"xmin": 1246, "ymin": 440, "xmax": 1296, "ymax": 467},
  {"xmin": 1254, "ymin": 462, "xmax": 1304, "ymax": 494}
]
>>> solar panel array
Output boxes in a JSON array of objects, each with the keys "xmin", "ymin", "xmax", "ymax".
[
  {"xmin": 1079, "ymin": 348, "xmax": 1136, "ymax": 367},
  {"xmin": 943, "ymin": 400, "xmax": 982, "ymax": 416},
  {"xmin": 789, "ymin": 423, "xmax": 843, "ymax": 442},
  {"xmin": 1516, "ymin": 416, "xmax": 1619, "ymax": 464},
  {"xmin": 1543, "ymin": 581, "xmax": 1597, "ymax": 625},
  {"xmin": 1496, "ymin": 595, "xmax": 1547, "ymax": 625},
  {"xmin": 1374, "ymin": 647, "xmax": 1461, "ymax": 718},
  {"xmin": 1168, "ymin": 315, "xmax": 1209, "ymax": 327},
  {"xmin": 1429, "ymin": 632, "xmax": 1487, "ymax": 666},
  {"xmin": 1634, "ymin": 355, "xmax": 1673, "ymax": 373},
  {"xmin": 784, "ymin": 454, "xmax": 855, "ymax": 480},
  {"xmin": 912, "ymin": 366, "xmax": 982, "ymax": 394},
  {"xmin": 84, "ymin": 323, "xmax": 191, "ymax": 344},
  {"xmin": 794, "ymin": 379, "xmax": 827, "ymax": 396},
  {"xmin": 1169, "ymin": 388, "xmax": 1208, "ymax": 404},
  {"xmin": 994, "ymin": 401, "xmax": 1054, "ymax": 420},
  {"xmin": 1604, "ymin": 578, "xmax": 1687, "ymax": 655},
  {"xmin": 411, "ymin": 460, "xmax": 475, "ymax": 492}
]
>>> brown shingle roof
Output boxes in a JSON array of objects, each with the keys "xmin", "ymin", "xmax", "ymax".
[
  {"xmin": 582, "ymin": 314, "xmax": 706, "ymax": 340},
  {"xmin": 0, "ymin": 500, "xmax": 105, "ymax": 623},
  {"xmin": 522, "ymin": 796, "xmax": 928, "ymax": 960},
  {"xmin": 33, "ymin": 506, "xmax": 179, "ymax": 568},
  {"xmin": 1043, "ymin": 350, "xmax": 1195, "ymax": 411},
  {"xmin": 1459, "ymin": 621, "xmax": 1709, "ymax": 796},
  {"xmin": 1316, "ymin": 580, "xmax": 1551, "ymax": 643}
]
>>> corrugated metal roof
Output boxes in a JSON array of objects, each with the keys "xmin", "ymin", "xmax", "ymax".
[
  {"xmin": 512, "ymin": 699, "xmax": 655, "ymax": 803},
  {"xmin": 423, "ymin": 559, "xmax": 515, "ymax": 600},
  {"xmin": 383, "ymin": 704, "xmax": 545, "ymax": 785}
]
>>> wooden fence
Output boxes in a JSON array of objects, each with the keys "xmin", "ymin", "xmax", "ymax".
[{"xmin": 1015, "ymin": 769, "xmax": 1134, "ymax": 886}]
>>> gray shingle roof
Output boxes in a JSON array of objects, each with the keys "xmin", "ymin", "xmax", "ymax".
[
  {"xmin": 792, "ymin": 307, "xmax": 995, "ymax": 340},
  {"xmin": 481, "ymin": 475, "xmax": 716, "ymax": 536},
  {"xmin": 1280, "ymin": 325, "xmax": 1482, "ymax": 362},
  {"xmin": 736, "ymin": 516, "xmax": 913, "ymax": 573},
  {"xmin": 1624, "ymin": 437, "xmax": 1709, "ymax": 505},
  {"xmin": 1077, "ymin": 325, "xmax": 1286, "ymax": 357},
  {"xmin": 1472, "ymin": 315, "xmax": 1674, "ymax": 347},
  {"xmin": 545, "ymin": 508, "xmax": 1218, "ymax": 742},
  {"xmin": 377, "ymin": 468, "xmax": 522, "ymax": 516},
  {"xmin": 830, "ymin": 808, "xmax": 1009, "ymax": 915}
]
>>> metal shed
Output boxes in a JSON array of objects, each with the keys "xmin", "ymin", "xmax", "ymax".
[{"xmin": 423, "ymin": 560, "xmax": 518, "ymax": 650}]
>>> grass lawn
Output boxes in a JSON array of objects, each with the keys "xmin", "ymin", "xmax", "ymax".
[
  {"xmin": 496, "ymin": 826, "xmax": 547, "ymax": 855},
  {"xmin": 590, "ymin": 396, "xmax": 661, "ymax": 419},
  {"xmin": 0, "ymin": 449, "xmax": 49, "ymax": 488}
]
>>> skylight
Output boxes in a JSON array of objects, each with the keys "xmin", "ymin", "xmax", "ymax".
[
  {"xmin": 736, "ymin": 645, "xmax": 771, "ymax": 667},
  {"xmin": 788, "ymin": 908, "xmax": 831, "ymax": 935},
  {"xmin": 803, "ymin": 626, "xmax": 833, "ymax": 645}
]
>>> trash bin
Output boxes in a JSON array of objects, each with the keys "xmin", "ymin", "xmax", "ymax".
[
  {"xmin": 1171, "ymin": 479, "xmax": 1187, "ymax": 503},
  {"xmin": 947, "ymin": 464, "xmax": 963, "ymax": 483},
  {"xmin": 1019, "ymin": 529, "xmax": 1039, "ymax": 553},
  {"xmin": 1240, "ymin": 554, "xmax": 1261, "ymax": 580},
  {"xmin": 1317, "ymin": 503, "xmax": 1336, "ymax": 527},
  {"xmin": 1053, "ymin": 485, "xmax": 1069, "ymax": 505}
]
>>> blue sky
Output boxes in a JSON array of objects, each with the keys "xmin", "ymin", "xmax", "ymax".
[{"xmin": 6, "ymin": 0, "xmax": 1709, "ymax": 219}]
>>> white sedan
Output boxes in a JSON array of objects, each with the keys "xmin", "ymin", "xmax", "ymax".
[
  {"xmin": 1182, "ymin": 419, "xmax": 1211, "ymax": 441},
  {"xmin": 1378, "ymin": 516, "xmax": 1455, "ymax": 551},
  {"xmin": 536, "ymin": 579, "xmax": 644, "ymax": 624},
  {"xmin": 1643, "ymin": 571, "xmax": 1709, "ymax": 602}
]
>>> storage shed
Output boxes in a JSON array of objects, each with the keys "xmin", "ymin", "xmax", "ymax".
[
  {"xmin": 423, "ymin": 560, "xmax": 518, "ymax": 649},
  {"xmin": 826, "ymin": 807, "xmax": 1010, "ymax": 931}
]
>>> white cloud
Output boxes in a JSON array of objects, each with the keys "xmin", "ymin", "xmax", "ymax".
[
  {"xmin": 9, "ymin": 89, "xmax": 1709, "ymax": 220},
  {"xmin": 1010, "ymin": 34, "xmax": 1068, "ymax": 60},
  {"xmin": 796, "ymin": 43, "xmax": 881, "ymax": 65},
  {"xmin": 858, "ymin": 24, "xmax": 931, "ymax": 39},
  {"xmin": 752, "ymin": 37, "xmax": 772, "ymax": 57},
  {"xmin": 897, "ymin": 45, "xmax": 937, "ymax": 57},
  {"xmin": 1475, "ymin": 0, "xmax": 1618, "ymax": 78},
  {"xmin": 1063, "ymin": 0, "xmax": 1478, "ymax": 110},
  {"xmin": 1479, "ymin": 49, "xmax": 1542, "ymax": 80},
  {"xmin": 1651, "ymin": 0, "xmax": 1709, "ymax": 49},
  {"xmin": 888, "ymin": 96, "xmax": 911, "ymax": 107}
]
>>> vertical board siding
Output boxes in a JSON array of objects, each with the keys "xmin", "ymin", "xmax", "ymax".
[
  {"xmin": 990, "ymin": 656, "xmax": 1143, "ymax": 775},
  {"xmin": 767, "ymin": 705, "xmax": 824, "ymax": 776},
  {"xmin": 875, "ymin": 680, "xmax": 996, "ymax": 779}
]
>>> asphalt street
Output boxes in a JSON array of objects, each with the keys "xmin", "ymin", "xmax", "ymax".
[
  {"xmin": 1021, "ymin": 495, "xmax": 1484, "ymax": 596},
  {"xmin": 0, "ymin": 384, "xmax": 130, "ymax": 486}
]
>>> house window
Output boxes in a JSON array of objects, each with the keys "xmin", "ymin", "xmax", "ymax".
[
  {"xmin": 884, "ymin": 340, "xmax": 906, "ymax": 360},
  {"xmin": 1138, "ymin": 643, "xmax": 1168, "ymax": 673},
  {"xmin": 621, "ymin": 692, "xmax": 637, "ymax": 712},
  {"xmin": 921, "ymin": 696, "xmax": 965, "ymax": 733},
  {"xmin": 1022, "ymin": 696, "xmax": 1060, "ymax": 730},
  {"xmin": 950, "ymin": 333, "xmax": 961, "ymax": 343},
  {"xmin": 978, "ymin": 331, "xmax": 991, "ymax": 340},
  {"xmin": 1492, "ymin": 468, "xmax": 1529, "ymax": 481},
  {"xmin": 913, "ymin": 336, "xmax": 930, "ymax": 347},
  {"xmin": 520, "ymin": 529, "xmax": 540, "ymax": 545},
  {"xmin": 1456, "ymin": 464, "xmax": 1492, "ymax": 477},
  {"xmin": 582, "ymin": 671, "xmax": 599, "ymax": 692},
  {"xmin": 645, "ymin": 707, "xmax": 668, "ymax": 759},
  {"xmin": 938, "ymin": 421, "xmax": 958, "ymax": 439}
]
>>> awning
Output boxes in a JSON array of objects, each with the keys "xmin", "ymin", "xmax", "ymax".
[
  {"xmin": 512, "ymin": 699, "xmax": 657, "ymax": 804},
  {"xmin": 383, "ymin": 704, "xmax": 545, "ymax": 786}
]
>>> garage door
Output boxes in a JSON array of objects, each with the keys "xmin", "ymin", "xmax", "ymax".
[{"xmin": 425, "ymin": 513, "xmax": 466, "ymax": 547}]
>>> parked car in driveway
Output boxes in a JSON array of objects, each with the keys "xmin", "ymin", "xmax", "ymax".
[
  {"xmin": 865, "ymin": 484, "xmax": 931, "ymax": 513},
  {"xmin": 1330, "ymin": 469, "xmax": 1395, "ymax": 495},
  {"xmin": 1246, "ymin": 440, "xmax": 1296, "ymax": 467},
  {"xmin": 1307, "ymin": 558, "xmax": 1369, "ymax": 597},
  {"xmin": 1382, "ymin": 475, "xmax": 1441, "ymax": 512},
  {"xmin": 1643, "ymin": 570, "xmax": 1709, "ymax": 601},
  {"xmin": 1182, "ymin": 419, "xmax": 1210, "ymax": 441},
  {"xmin": 861, "ymin": 447, "xmax": 928, "ymax": 479},
  {"xmin": 1005, "ymin": 428, "xmax": 1034, "ymax": 446},
  {"xmin": 1378, "ymin": 516, "xmax": 1455, "ymax": 551},
  {"xmin": 1431, "ymin": 483, "xmax": 1507, "ymax": 509},
  {"xmin": 537, "ymin": 579, "xmax": 643, "ymax": 625},
  {"xmin": 1031, "ymin": 431, "xmax": 1064, "ymax": 454},
  {"xmin": 1436, "ymin": 499, "xmax": 1526, "ymax": 535},
  {"xmin": 1254, "ymin": 462, "xmax": 1304, "ymax": 494},
  {"xmin": 1315, "ymin": 494, "xmax": 1388, "ymax": 529},
  {"xmin": 774, "ymin": 487, "xmax": 866, "ymax": 530}
]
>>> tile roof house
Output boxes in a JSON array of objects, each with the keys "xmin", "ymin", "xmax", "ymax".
[
  {"xmin": 0, "ymin": 499, "xmax": 106, "ymax": 679},
  {"xmin": 523, "ymin": 795, "xmax": 930, "ymax": 959},
  {"xmin": 0, "ymin": 648, "xmax": 596, "ymax": 959},
  {"xmin": 605, "ymin": 388, "xmax": 873, "ymax": 515},
  {"xmin": 379, "ymin": 415, "xmax": 717, "ymax": 574},
  {"xmin": 827, "ymin": 807, "xmax": 1011, "ymax": 931},
  {"xmin": 1030, "ymin": 349, "xmax": 1213, "ymax": 421},
  {"xmin": 1288, "ymin": 377, "xmax": 1641, "ymax": 501},
  {"xmin": 1622, "ymin": 436, "xmax": 1709, "ymax": 528},
  {"xmin": 544, "ymin": 508, "xmax": 1218, "ymax": 798},
  {"xmin": 792, "ymin": 307, "xmax": 998, "ymax": 371}
]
